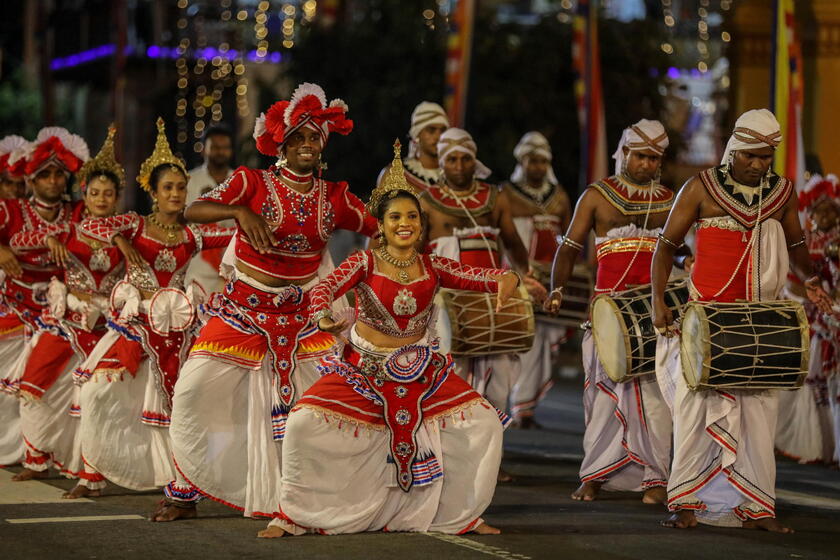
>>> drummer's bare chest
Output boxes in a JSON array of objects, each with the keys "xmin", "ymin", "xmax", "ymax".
[
  {"xmin": 594, "ymin": 203, "xmax": 669, "ymax": 236},
  {"xmin": 425, "ymin": 205, "xmax": 496, "ymax": 239}
]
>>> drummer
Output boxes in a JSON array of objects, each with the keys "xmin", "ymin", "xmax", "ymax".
[
  {"xmin": 501, "ymin": 132, "xmax": 572, "ymax": 428},
  {"xmin": 545, "ymin": 119, "xmax": 676, "ymax": 505},
  {"xmin": 419, "ymin": 128, "xmax": 545, "ymax": 480},
  {"xmin": 651, "ymin": 109, "xmax": 833, "ymax": 532}
]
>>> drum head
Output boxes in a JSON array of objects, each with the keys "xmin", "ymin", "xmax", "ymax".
[
  {"xmin": 679, "ymin": 304, "xmax": 708, "ymax": 390},
  {"xmin": 591, "ymin": 296, "xmax": 628, "ymax": 382}
]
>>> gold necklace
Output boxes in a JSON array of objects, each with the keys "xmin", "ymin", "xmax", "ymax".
[
  {"xmin": 377, "ymin": 245, "xmax": 418, "ymax": 283},
  {"xmin": 147, "ymin": 213, "xmax": 183, "ymax": 242}
]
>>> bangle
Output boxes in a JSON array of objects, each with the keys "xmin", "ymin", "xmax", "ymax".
[
  {"xmin": 548, "ymin": 286, "xmax": 564, "ymax": 300},
  {"xmin": 657, "ymin": 233, "xmax": 683, "ymax": 250},
  {"xmin": 787, "ymin": 236, "xmax": 806, "ymax": 250},
  {"xmin": 558, "ymin": 236, "xmax": 584, "ymax": 251},
  {"xmin": 312, "ymin": 308, "xmax": 333, "ymax": 325}
]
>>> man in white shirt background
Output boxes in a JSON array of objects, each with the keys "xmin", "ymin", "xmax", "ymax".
[{"xmin": 185, "ymin": 125, "xmax": 234, "ymax": 292}]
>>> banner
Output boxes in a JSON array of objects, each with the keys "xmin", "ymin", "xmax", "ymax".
[
  {"xmin": 771, "ymin": 0, "xmax": 805, "ymax": 188},
  {"xmin": 444, "ymin": 0, "xmax": 475, "ymax": 128}
]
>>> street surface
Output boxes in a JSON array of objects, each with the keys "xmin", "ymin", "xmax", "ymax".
[{"xmin": 2, "ymin": 380, "xmax": 839, "ymax": 560}]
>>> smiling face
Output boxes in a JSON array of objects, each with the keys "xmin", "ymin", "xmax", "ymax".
[
  {"xmin": 282, "ymin": 126, "xmax": 323, "ymax": 174},
  {"xmin": 151, "ymin": 167, "xmax": 187, "ymax": 214},
  {"xmin": 29, "ymin": 164, "xmax": 68, "ymax": 203},
  {"xmin": 84, "ymin": 175, "xmax": 119, "ymax": 217},
  {"xmin": 380, "ymin": 195, "xmax": 422, "ymax": 250},
  {"xmin": 731, "ymin": 147, "xmax": 774, "ymax": 186}
]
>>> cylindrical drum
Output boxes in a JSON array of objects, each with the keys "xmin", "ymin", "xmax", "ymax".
[
  {"xmin": 539, "ymin": 264, "xmax": 593, "ymax": 328},
  {"xmin": 680, "ymin": 300, "xmax": 809, "ymax": 391},
  {"xmin": 438, "ymin": 285, "xmax": 535, "ymax": 356},
  {"xmin": 591, "ymin": 281, "xmax": 689, "ymax": 383}
]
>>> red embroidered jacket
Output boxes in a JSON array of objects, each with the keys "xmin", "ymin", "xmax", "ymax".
[
  {"xmin": 0, "ymin": 198, "xmax": 86, "ymax": 284},
  {"xmin": 10, "ymin": 222, "xmax": 124, "ymax": 296},
  {"xmin": 79, "ymin": 212, "xmax": 234, "ymax": 293},
  {"xmin": 197, "ymin": 166, "xmax": 378, "ymax": 281},
  {"xmin": 309, "ymin": 250, "xmax": 506, "ymax": 339}
]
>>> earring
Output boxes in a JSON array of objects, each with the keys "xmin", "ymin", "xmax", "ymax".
[
  {"xmin": 378, "ymin": 227, "xmax": 387, "ymax": 246},
  {"xmin": 725, "ymin": 152, "xmax": 734, "ymax": 176},
  {"xmin": 277, "ymin": 154, "xmax": 288, "ymax": 169},
  {"xmin": 152, "ymin": 199, "xmax": 159, "ymax": 214},
  {"xmin": 318, "ymin": 154, "xmax": 328, "ymax": 172}
]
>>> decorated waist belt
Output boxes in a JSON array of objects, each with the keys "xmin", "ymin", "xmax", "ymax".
[
  {"xmin": 216, "ymin": 278, "xmax": 311, "ymax": 415},
  {"xmin": 342, "ymin": 343, "xmax": 450, "ymax": 491},
  {"xmin": 595, "ymin": 236, "xmax": 657, "ymax": 261},
  {"xmin": 3, "ymin": 279, "xmax": 49, "ymax": 328}
]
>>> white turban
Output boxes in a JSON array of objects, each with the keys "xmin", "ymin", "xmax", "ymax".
[
  {"xmin": 408, "ymin": 102, "xmax": 449, "ymax": 158},
  {"xmin": 510, "ymin": 131, "xmax": 558, "ymax": 186},
  {"xmin": 612, "ymin": 119, "xmax": 669, "ymax": 175},
  {"xmin": 437, "ymin": 128, "xmax": 491, "ymax": 180},
  {"xmin": 720, "ymin": 108, "xmax": 782, "ymax": 164}
]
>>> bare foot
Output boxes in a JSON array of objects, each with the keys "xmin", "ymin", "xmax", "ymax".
[
  {"xmin": 62, "ymin": 485, "xmax": 101, "ymax": 499},
  {"xmin": 471, "ymin": 522, "xmax": 501, "ymax": 535},
  {"xmin": 661, "ymin": 510, "xmax": 698, "ymax": 529},
  {"xmin": 743, "ymin": 518, "xmax": 794, "ymax": 533},
  {"xmin": 497, "ymin": 468, "xmax": 515, "ymax": 483},
  {"xmin": 257, "ymin": 526, "xmax": 287, "ymax": 538},
  {"xmin": 149, "ymin": 499, "xmax": 197, "ymax": 522},
  {"xmin": 571, "ymin": 481, "xmax": 601, "ymax": 501},
  {"xmin": 642, "ymin": 486, "xmax": 667, "ymax": 505},
  {"xmin": 11, "ymin": 469, "xmax": 49, "ymax": 481}
]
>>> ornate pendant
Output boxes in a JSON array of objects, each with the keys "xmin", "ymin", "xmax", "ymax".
[
  {"xmin": 393, "ymin": 288, "xmax": 417, "ymax": 316},
  {"xmin": 89, "ymin": 248, "xmax": 111, "ymax": 272},
  {"xmin": 154, "ymin": 248, "xmax": 177, "ymax": 273},
  {"xmin": 398, "ymin": 270, "xmax": 409, "ymax": 283}
]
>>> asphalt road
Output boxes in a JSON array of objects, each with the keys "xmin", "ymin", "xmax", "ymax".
[{"xmin": 2, "ymin": 380, "xmax": 839, "ymax": 560}]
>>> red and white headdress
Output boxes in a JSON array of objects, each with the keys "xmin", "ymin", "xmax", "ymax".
[
  {"xmin": 0, "ymin": 135, "xmax": 29, "ymax": 178},
  {"xmin": 24, "ymin": 127, "xmax": 89, "ymax": 177},
  {"xmin": 252, "ymin": 82, "xmax": 352, "ymax": 157},
  {"xmin": 798, "ymin": 173, "xmax": 840, "ymax": 215}
]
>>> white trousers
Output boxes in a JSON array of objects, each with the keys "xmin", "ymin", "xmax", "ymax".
[
  {"xmin": 168, "ymin": 355, "xmax": 321, "ymax": 517},
  {"xmin": 272, "ymin": 401, "xmax": 502, "ymax": 534},
  {"xmin": 578, "ymin": 331, "xmax": 672, "ymax": 491},
  {"xmin": 0, "ymin": 334, "xmax": 25, "ymax": 465}
]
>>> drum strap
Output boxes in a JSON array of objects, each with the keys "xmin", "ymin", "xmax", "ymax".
[{"xmin": 446, "ymin": 187, "xmax": 499, "ymax": 267}]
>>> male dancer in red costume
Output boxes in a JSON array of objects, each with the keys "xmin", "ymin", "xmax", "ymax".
[
  {"xmin": 653, "ymin": 109, "xmax": 832, "ymax": 532},
  {"xmin": 546, "ymin": 119, "xmax": 673, "ymax": 504},
  {"xmin": 0, "ymin": 127, "xmax": 88, "ymax": 474},
  {"xmin": 155, "ymin": 83, "xmax": 377, "ymax": 521}
]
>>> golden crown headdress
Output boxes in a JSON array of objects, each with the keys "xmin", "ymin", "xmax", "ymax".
[
  {"xmin": 366, "ymin": 139, "xmax": 419, "ymax": 215},
  {"xmin": 77, "ymin": 124, "xmax": 125, "ymax": 191},
  {"xmin": 137, "ymin": 117, "xmax": 187, "ymax": 192}
]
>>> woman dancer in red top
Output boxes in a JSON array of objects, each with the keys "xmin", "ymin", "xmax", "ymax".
[
  {"xmin": 73, "ymin": 119, "xmax": 233, "ymax": 492},
  {"xmin": 261, "ymin": 151, "xmax": 519, "ymax": 538},
  {"xmin": 9, "ymin": 126, "xmax": 125, "ymax": 493}
]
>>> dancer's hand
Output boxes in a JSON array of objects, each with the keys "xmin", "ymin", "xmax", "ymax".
[
  {"xmin": 234, "ymin": 207, "xmax": 277, "ymax": 254},
  {"xmin": 496, "ymin": 271, "xmax": 519, "ymax": 312},
  {"xmin": 114, "ymin": 235, "xmax": 146, "ymax": 268},
  {"xmin": 318, "ymin": 316, "xmax": 349, "ymax": 335},
  {"xmin": 0, "ymin": 245, "xmax": 22, "ymax": 278},
  {"xmin": 523, "ymin": 275, "xmax": 547, "ymax": 304},
  {"xmin": 805, "ymin": 276, "xmax": 834, "ymax": 314},
  {"xmin": 46, "ymin": 236, "xmax": 70, "ymax": 268}
]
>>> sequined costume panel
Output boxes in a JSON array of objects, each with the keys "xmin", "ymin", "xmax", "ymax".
[
  {"xmin": 197, "ymin": 166, "xmax": 377, "ymax": 280},
  {"xmin": 308, "ymin": 250, "xmax": 504, "ymax": 338}
]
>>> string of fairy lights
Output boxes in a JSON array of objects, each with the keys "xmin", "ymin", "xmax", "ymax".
[
  {"xmin": 658, "ymin": 0, "xmax": 732, "ymax": 73},
  {"xmin": 170, "ymin": 1, "xmax": 321, "ymax": 155}
]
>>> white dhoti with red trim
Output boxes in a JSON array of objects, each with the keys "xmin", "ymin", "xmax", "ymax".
[
  {"xmin": 0, "ymin": 329, "xmax": 26, "ymax": 465},
  {"xmin": 578, "ymin": 331, "xmax": 671, "ymax": 491}
]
